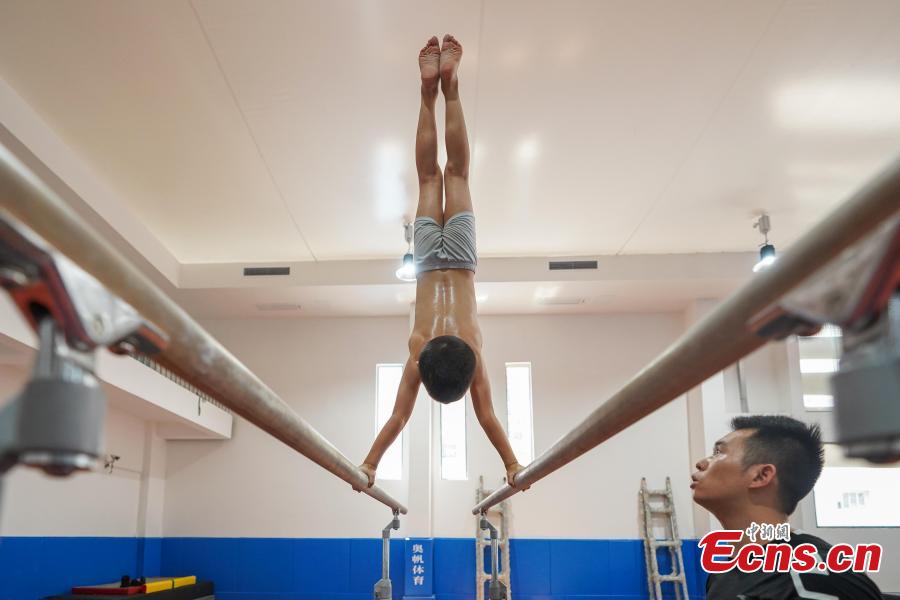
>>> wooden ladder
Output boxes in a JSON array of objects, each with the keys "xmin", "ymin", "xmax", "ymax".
[{"xmin": 640, "ymin": 477, "xmax": 690, "ymax": 600}]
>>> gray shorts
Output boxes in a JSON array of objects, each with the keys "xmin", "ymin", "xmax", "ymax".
[{"xmin": 414, "ymin": 211, "xmax": 477, "ymax": 274}]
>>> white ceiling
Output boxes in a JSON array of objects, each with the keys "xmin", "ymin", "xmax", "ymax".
[
  {"xmin": 2, "ymin": 0, "xmax": 899, "ymax": 265},
  {"xmin": 1, "ymin": 1, "xmax": 899, "ymax": 317}
]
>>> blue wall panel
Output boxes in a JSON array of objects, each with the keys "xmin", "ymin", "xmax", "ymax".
[
  {"xmin": 138, "ymin": 537, "xmax": 162, "ymax": 578},
  {"xmin": 607, "ymin": 540, "xmax": 649, "ymax": 597},
  {"xmin": 160, "ymin": 537, "xmax": 240, "ymax": 591},
  {"xmin": 550, "ymin": 539, "xmax": 612, "ymax": 595},
  {"xmin": 0, "ymin": 536, "xmax": 707, "ymax": 600},
  {"xmin": 235, "ymin": 538, "xmax": 294, "ymax": 594},
  {"xmin": 432, "ymin": 538, "xmax": 476, "ymax": 597},
  {"xmin": 0, "ymin": 537, "xmax": 143, "ymax": 600},
  {"xmin": 510, "ymin": 539, "xmax": 552, "ymax": 595}
]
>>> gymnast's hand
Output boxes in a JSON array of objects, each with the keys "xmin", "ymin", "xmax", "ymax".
[
  {"xmin": 356, "ymin": 463, "xmax": 377, "ymax": 490},
  {"xmin": 506, "ymin": 462, "xmax": 529, "ymax": 491}
]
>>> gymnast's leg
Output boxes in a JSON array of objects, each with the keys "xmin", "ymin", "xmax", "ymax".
[
  {"xmin": 439, "ymin": 34, "xmax": 472, "ymax": 220},
  {"xmin": 416, "ymin": 36, "xmax": 443, "ymax": 223}
]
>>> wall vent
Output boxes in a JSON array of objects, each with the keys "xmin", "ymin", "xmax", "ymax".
[
  {"xmin": 548, "ymin": 260, "xmax": 598, "ymax": 271},
  {"xmin": 537, "ymin": 297, "xmax": 586, "ymax": 306},
  {"xmin": 243, "ymin": 266, "xmax": 290, "ymax": 276},
  {"xmin": 255, "ymin": 303, "xmax": 302, "ymax": 312}
]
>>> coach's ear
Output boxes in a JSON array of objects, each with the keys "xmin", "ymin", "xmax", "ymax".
[{"xmin": 748, "ymin": 463, "xmax": 777, "ymax": 489}]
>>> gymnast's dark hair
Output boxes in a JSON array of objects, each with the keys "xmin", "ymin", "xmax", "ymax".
[
  {"xmin": 731, "ymin": 415, "xmax": 824, "ymax": 515},
  {"xmin": 418, "ymin": 335, "xmax": 477, "ymax": 404}
]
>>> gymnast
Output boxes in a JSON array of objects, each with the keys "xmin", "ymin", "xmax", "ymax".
[{"xmin": 359, "ymin": 35, "xmax": 524, "ymax": 488}]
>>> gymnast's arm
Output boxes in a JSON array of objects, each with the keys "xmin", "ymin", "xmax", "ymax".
[
  {"xmin": 470, "ymin": 360, "xmax": 526, "ymax": 486},
  {"xmin": 359, "ymin": 357, "xmax": 420, "ymax": 487}
]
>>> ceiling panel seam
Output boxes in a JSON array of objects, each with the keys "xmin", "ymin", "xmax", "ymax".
[
  {"xmin": 188, "ymin": 0, "xmax": 318, "ymax": 262},
  {"xmin": 613, "ymin": 0, "xmax": 788, "ymax": 256},
  {"xmin": 468, "ymin": 0, "xmax": 487, "ymax": 180}
]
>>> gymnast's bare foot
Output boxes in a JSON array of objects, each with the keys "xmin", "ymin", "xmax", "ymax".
[
  {"xmin": 440, "ymin": 34, "xmax": 462, "ymax": 93},
  {"xmin": 419, "ymin": 36, "xmax": 440, "ymax": 94}
]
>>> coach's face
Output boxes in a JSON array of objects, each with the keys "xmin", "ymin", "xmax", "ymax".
[{"xmin": 691, "ymin": 429, "xmax": 755, "ymax": 512}]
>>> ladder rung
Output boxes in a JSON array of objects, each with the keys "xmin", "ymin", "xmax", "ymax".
[
  {"xmin": 649, "ymin": 506, "xmax": 673, "ymax": 514},
  {"xmin": 650, "ymin": 540, "xmax": 680, "ymax": 547},
  {"xmin": 645, "ymin": 489, "xmax": 671, "ymax": 496},
  {"xmin": 657, "ymin": 575, "xmax": 685, "ymax": 583}
]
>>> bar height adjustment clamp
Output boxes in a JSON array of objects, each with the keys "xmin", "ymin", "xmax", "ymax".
[{"xmin": 0, "ymin": 213, "xmax": 167, "ymax": 479}]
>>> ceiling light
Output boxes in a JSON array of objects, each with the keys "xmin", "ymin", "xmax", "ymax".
[
  {"xmin": 800, "ymin": 358, "xmax": 839, "ymax": 374},
  {"xmin": 395, "ymin": 252, "xmax": 416, "ymax": 282},
  {"xmin": 516, "ymin": 137, "xmax": 539, "ymax": 165},
  {"xmin": 395, "ymin": 222, "xmax": 416, "ymax": 282},
  {"xmin": 753, "ymin": 243, "xmax": 777, "ymax": 272},
  {"xmin": 773, "ymin": 80, "xmax": 900, "ymax": 133},
  {"xmin": 803, "ymin": 394, "xmax": 835, "ymax": 409},
  {"xmin": 752, "ymin": 214, "xmax": 777, "ymax": 273},
  {"xmin": 534, "ymin": 285, "xmax": 559, "ymax": 299},
  {"xmin": 375, "ymin": 140, "xmax": 405, "ymax": 222}
]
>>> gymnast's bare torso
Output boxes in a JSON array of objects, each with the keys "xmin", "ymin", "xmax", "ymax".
[{"xmin": 408, "ymin": 269, "xmax": 482, "ymax": 360}]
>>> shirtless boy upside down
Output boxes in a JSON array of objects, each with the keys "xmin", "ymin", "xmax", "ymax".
[{"xmin": 360, "ymin": 35, "xmax": 525, "ymax": 489}]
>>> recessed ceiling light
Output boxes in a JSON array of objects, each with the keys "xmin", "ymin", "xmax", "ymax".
[
  {"xmin": 534, "ymin": 285, "xmax": 559, "ymax": 301},
  {"xmin": 773, "ymin": 80, "xmax": 900, "ymax": 133},
  {"xmin": 516, "ymin": 137, "xmax": 539, "ymax": 165}
]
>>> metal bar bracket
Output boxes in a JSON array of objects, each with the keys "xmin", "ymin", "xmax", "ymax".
[
  {"xmin": 0, "ymin": 214, "xmax": 167, "ymax": 480},
  {"xmin": 373, "ymin": 510, "xmax": 400, "ymax": 599},
  {"xmin": 480, "ymin": 511, "xmax": 507, "ymax": 600}
]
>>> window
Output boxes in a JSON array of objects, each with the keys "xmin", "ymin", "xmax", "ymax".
[
  {"xmin": 506, "ymin": 362, "xmax": 534, "ymax": 464},
  {"xmin": 375, "ymin": 364, "xmax": 403, "ymax": 480},
  {"xmin": 798, "ymin": 324, "xmax": 841, "ymax": 410},
  {"xmin": 813, "ymin": 444, "xmax": 900, "ymax": 527},
  {"xmin": 440, "ymin": 399, "xmax": 467, "ymax": 480}
]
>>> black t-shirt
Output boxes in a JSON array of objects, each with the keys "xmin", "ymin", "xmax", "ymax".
[{"xmin": 705, "ymin": 532, "xmax": 882, "ymax": 599}]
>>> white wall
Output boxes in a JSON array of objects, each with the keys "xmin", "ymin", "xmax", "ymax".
[
  {"xmin": 0, "ymin": 366, "xmax": 166, "ymax": 537},
  {"xmin": 163, "ymin": 317, "xmax": 412, "ymax": 538},
  {"xmin": 163, "ymin": 312, "xmax": 693, "ymax": 540},
  {"xmin": 432, "ymin": 313, "xmax": 692, "ymax": 539}
]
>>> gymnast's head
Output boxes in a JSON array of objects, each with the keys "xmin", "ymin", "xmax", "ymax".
[{"xmin": 418, "ymin": 335, "xmax": 477, "ymax": 404}]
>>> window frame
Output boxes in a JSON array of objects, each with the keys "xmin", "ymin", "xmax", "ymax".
[
  {"xmin": 374, "ymin": 363, "xmax": 404, "ymax": 480},
  {"xmin": 505, "ymin": 361, "xmax": 535, "ymax": 465},
  {"xmin": 439, "ymin": 396, "xmax": 468, "ymax": 481}
]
